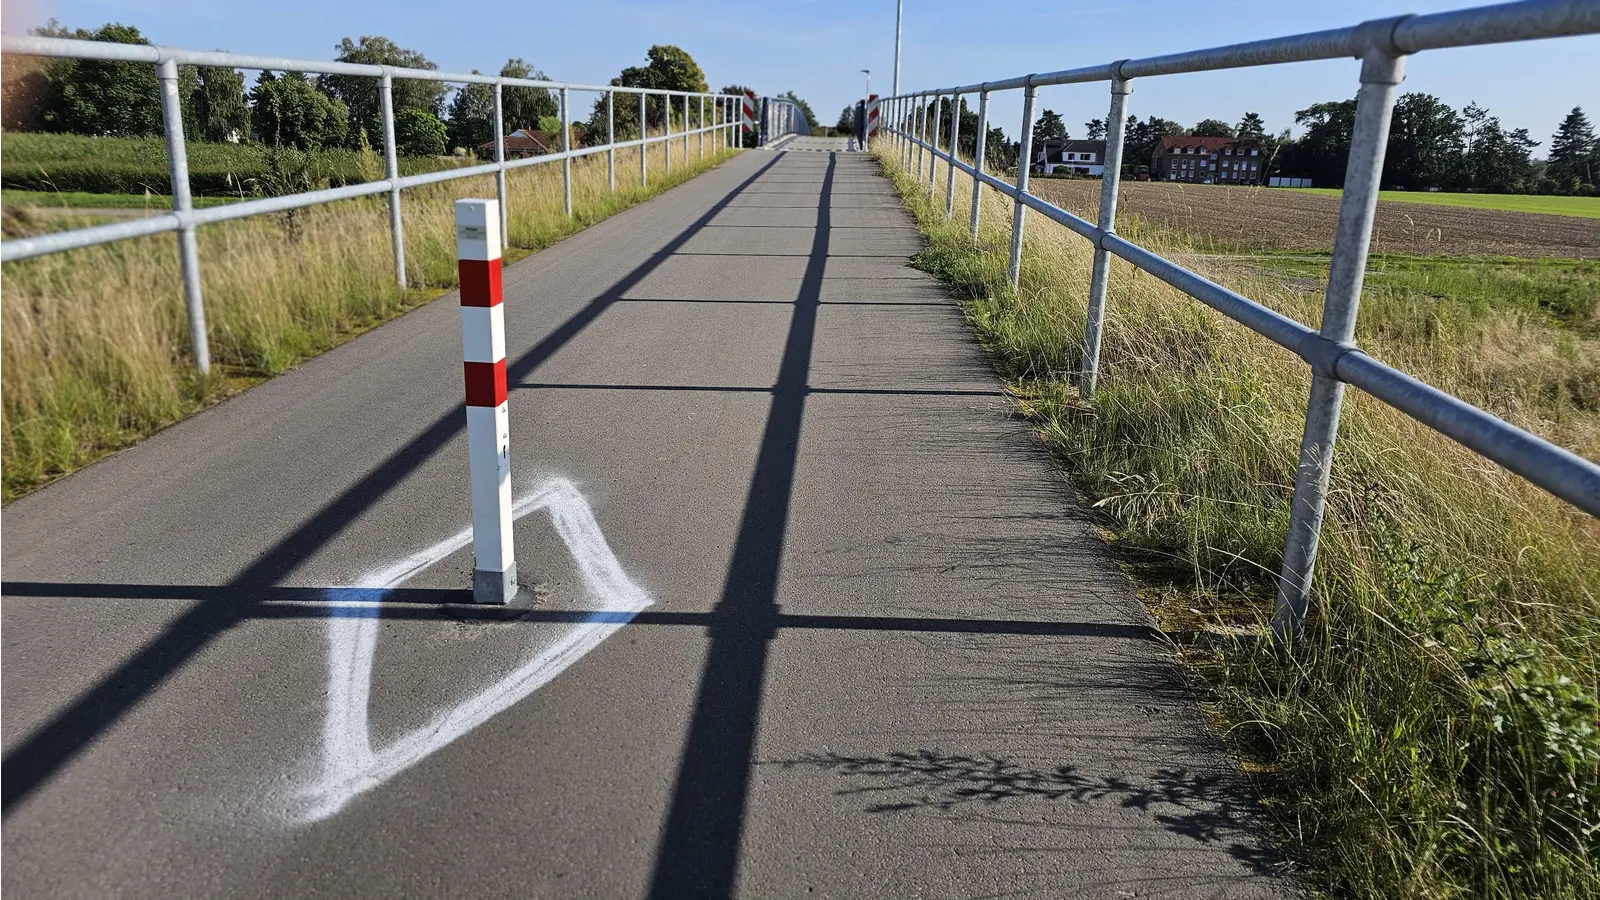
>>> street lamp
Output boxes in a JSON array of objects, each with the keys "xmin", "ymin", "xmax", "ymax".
[{"xmin": 893, "ymin": 0, "xmax": 902, "ymax": 96}]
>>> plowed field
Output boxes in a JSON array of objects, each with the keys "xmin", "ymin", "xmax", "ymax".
[{"xmin": 1029, "ymin": 179, "xmax": 1600, "ymax": 258}]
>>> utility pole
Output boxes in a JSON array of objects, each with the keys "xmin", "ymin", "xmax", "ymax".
[{"xmin": 892, "ymin": 0, "xmax": 903, "ymax": 97}]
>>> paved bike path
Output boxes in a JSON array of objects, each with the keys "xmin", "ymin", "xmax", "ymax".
[{"xmin": 2, "ymin": 137, "xmax": 1296, "ymax": 898}]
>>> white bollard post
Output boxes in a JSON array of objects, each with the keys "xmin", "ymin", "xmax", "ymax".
[{"xmin": 455, "ymin": 198, "xmax": 518, "ymax": 605}]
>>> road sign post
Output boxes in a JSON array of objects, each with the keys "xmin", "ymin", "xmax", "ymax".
[{"xmin": 455, "ymin": 198, "xmax": 518, "ymax": 605}]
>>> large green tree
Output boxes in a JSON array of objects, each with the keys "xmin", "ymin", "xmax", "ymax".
[
  {"xmin": 1282, "ymin": 98, "xmax": 1357, "ymax": 187},
  {"xmin": 447, "ymin": 59, "xmax": 557, "ymax": 155},
  {"xmin": 1124, "ymin": 115, "xmax": 1184, "ymax": 170},
  {"xmin": 499, "ymin": 58, "xmax": 557, "ymax": 132},
  {"xmin": 1383, "ymin": 92, "xmax": 1464, "ymax": 189},
  {"xmin": 590, "ymin": 45, "xmax": 710, "ymax": 137},
  {"xmin": 1191, "ymin": 118, "xmax": 1234, "ymax": 137},
  {"xmin": 1031, "ymin": 109, "xmax": 1067, "ymax": 145},
  {"xmin": 250, "ymin": 71, "xmax": 348, "ymax": 150},
  {"xmin": 20, "ymin": 21, "xmax": 191, "ymax": 136},
  {"xmin": 317, "ymin": 36, "xmax": 446, "ymax": 147},
  {"xmin": 1548, "ymin": 106, "xmax": 1596, "ymax": 189},
  {"xmin": 1235, "ymin": 112, "xmax": 1266, "ymax": 137},
  {"xmin": 189, "ymin": 65, "xmax": 249, "ymax": 143},
  {"xmin": 393, "ymin": 107, "xmax": 446, "ymax": 156}
]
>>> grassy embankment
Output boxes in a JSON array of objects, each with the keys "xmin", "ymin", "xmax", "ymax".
[
  {"xmin": 2, "ymin": 135, "xmax": 738, "ymax": 501},
  {"xmin": 1287, "ymin": 187, "xmax": 1600, "ymax": 220},
  {"xmin": 873, "ymin": 139, "xmax": 1599, "ymax": 899}
]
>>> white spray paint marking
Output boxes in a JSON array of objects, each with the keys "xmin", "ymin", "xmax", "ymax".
[{"xmin": 298, "ymin": 476, "xmax": 651, "ymax": 823}]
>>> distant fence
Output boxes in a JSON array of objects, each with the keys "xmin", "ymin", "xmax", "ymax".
[
  {"xmin": 0, "ymin": 34, "xmax": 743, "ymax": 374},
  {"xmin": 879, "ymin": 0, "xmax": 1600, "ymax": 641},
  {"xmin": 1269, "ymin": 176, "xmax": 1314, "ymax": 188}
]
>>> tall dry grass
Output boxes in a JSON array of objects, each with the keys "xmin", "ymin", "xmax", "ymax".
[
  {"xmin": 875, "ymin": 137, "xmax": 1599, "ymax": 898},
  {"xmin": 1, "ymin": 136, "xmax": 737, "ymax": 500}
]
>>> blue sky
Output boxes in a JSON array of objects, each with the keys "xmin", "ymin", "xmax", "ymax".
[{"xmin": 6, "ymin": 0, "xmax": 1597, "ymax": 149}]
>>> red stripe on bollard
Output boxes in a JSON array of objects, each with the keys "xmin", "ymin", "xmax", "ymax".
[
  {"xmin": 458, "ymin": 258, "xmax": 503, "ymax": 307},
  {"xmin": 463, "ymin": 359, "xmax": 508, "ymax": 408}
]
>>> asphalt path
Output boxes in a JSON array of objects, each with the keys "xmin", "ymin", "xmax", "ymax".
[{"xmin": 3, "ymin": 136, "xmax": 1298, "ymax": 898}]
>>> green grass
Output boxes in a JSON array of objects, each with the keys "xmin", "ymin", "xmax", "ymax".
[
  {"xmin": 0, "ymin": 131, "xmax": 467, "ymax": 196},
  {"xmin": 876, "ymin": 138, "xmax": 1599, "ymax": 899},
  {"xmin": 3, "ymin": 189, "xmax": 245, "ymax": 210},
  {"xmin": 1288, "ymin": 187, "xmax": 1600, "ymax": 219}
]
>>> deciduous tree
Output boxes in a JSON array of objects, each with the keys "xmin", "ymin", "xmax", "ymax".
[
  {"xmin": 250, "ymin": 71, "xmax": 348, "ymax": 150},
  {"xmin": 190, "ymin": 65, "xmax": 249, "ymax": 143},
  {"xmin": 318, "ymin": 36, "xmax": 446, "ymax": 148},
  {"xmin": 1191, "ymin": 118, "xmax": 1234, "ymax": 137}
]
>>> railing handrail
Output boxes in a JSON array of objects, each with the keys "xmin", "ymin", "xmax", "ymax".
[{"xmin": 878, "ymin": 0, "xmax": 1600, "ymax": 644}]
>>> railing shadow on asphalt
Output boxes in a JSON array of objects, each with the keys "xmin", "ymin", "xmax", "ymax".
[
  {"xmin": 0, "ymin": 582, "xmax": 1157, "ymax": 639},
  {"xmin": 768, "ymin": 749, "xmax": 1285, "ymax": 883},
  {"xmin": 0, "ymin": 151, "xmax": 791, "ymax": 817}
]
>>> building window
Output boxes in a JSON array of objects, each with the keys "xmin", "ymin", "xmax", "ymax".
[
  {"xmin": 1251, "ymin": 148, "xmax": 1259, "ymax": 156},
  {"xmin": 1225, "ymin": 147, "xmax": 1232, "ymax": 155}
]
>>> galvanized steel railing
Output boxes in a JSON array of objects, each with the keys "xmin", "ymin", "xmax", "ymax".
[
  {"xmin": 0, "ymin": 34, "xmax": 745, "ymax": 374},
  {"xmin": 754, "ymin": 97, "xmax": 808, "ymax": 147},
  {"xmin": 879, "ymin": 0, "xmax": 1600, "ymax": 641}
]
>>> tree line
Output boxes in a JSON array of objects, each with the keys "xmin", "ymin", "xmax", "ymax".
[
  {"xmin": 0, "ymin": 20, "xmax": 753, "ymax": 158},
  {"xmin": 901, "ymin": 91, "xmax": 1597, "ymax": 195}
]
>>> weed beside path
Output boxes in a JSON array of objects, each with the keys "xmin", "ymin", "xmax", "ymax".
[
  {"xmin": 1, "ymin": 144, "xmax": 739, "ymax": 501},
  {"xmin": 874, "ymin": 139, "xmax": 1599, "ymax": 899}
]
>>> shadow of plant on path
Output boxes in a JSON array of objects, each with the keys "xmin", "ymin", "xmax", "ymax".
[{"xmin": 773, "ymin": 749, "xmax": 1281, "ymax": 875}]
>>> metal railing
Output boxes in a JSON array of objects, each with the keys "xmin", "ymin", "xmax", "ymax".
[
  {"xmin": 0, "ymin": 34, "xmax": 743, "ymax": 374},
  {"xmin": 879, "ymin": 0, "xmax": 1600, "ymax": 642},
  {"xmin": 756, "ymin": 97, "xmax": 809, "ymax": 146}
]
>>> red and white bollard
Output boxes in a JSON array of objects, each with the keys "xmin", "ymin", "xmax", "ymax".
[{"xmin": 455, "ymin": 198, "xmax": 518, "ymax": 605}]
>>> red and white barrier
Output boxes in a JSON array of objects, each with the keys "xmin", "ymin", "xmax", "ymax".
[
  {"xmin": 454, "ymin": 198, "xmax": 518, "ymax": 605},
  {"xmin": 865, "ymin": 94, "xmax": 880, "ymax": 137},
  {"xmin": 741, "ymin": 89, "xmax": 758, "ymax": 134}
]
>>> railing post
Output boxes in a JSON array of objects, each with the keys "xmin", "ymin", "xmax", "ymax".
[
  {"xmin": 666, "ymin": 93, "xmax": 673, "ymax": 170},
  {"xmin": 454, "ymin": 198, "xmax": 517, "ymax": 605},
  {"xmin": 607, "ymin": 89, "xmax": 616, "ymax": 192},
  {"xmin": 1271, "ymin": 37, "xmax": 1407, "ymax": 645},
  {"xmin": 1079, "ymin": 73, "xmax": 1133, "ymax": 399},
  {"xmin": 1007, "ymin": 83, "xmax": 1038, "ymax": 287},
  {"xmin": 944, "ymin": 92, "xmax": 960, "ymax": 218},
  {"xmin": 968, "ymin": 90, "xmax": 989, "ymax": 241},
  {"xmin": 640, "ymin": 92, "xmax": 649, "ymax": 186},
  {"xmin": 928, "ymin": 94, "xmax": 942, "ymax": 193},
  {"xmin": 560, "ymin": 86, "xmax": 572, "ymax": 216},
  {"xmin": 699, "ymin": 95, "xmax": 705, "ymax": 159},
  {"xmin": 380, "ymin": 71, "xmax": 406, "ymax": 288},
  {"xmin": 156, "ymin": 58, "xmax": 210, "ymax": 375},
  {"xmin": 684, "ymin": 94, "xmax": 691, "ymax": 159},
  {"xmin": 493, "ymin": 81, "xmax": 508, "ymax": 242},
  {"xmin": 914, "ymin": 98, "xmax": 926, "ymax": 180}
]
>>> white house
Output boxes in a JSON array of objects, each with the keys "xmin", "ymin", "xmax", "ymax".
[{"xmin": 1034, "ymin": 139, "xmax": 1108, "ymax": 176}]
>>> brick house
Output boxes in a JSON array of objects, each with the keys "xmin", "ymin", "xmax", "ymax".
[
  {"xmin": 1151, "ymin": 135, "xmax": 1264, "ymax": 184},
  {"xmin": 1033, "ymin": 139, "xmax": 1108, "ymax": 176}
]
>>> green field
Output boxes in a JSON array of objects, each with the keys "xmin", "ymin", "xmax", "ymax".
[
  {"xmin": 1290, "ymin": 186, "xmax": 1600, "ymax": 219},
  {"xmin": 0, "ymin": 131, "xmax": 465, "ymax": 196}
]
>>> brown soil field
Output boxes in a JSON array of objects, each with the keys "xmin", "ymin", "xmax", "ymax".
[{"xmin": 1029, "ymin": 179, "xmax": 1600, "ymax": 258}]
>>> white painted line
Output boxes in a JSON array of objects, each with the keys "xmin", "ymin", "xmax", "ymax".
[{"xmin": 297, "ymin": 476, "xmax": 651, "ymax": 823}]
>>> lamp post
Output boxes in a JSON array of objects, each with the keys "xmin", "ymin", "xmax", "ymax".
[{"xmin": 892, "ymin": 0, "xmax": 902, "ymax": 97}]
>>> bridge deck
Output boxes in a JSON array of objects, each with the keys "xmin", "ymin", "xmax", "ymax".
[{"xmin": 3, "ymin": 137, "xmax": 1294, "ymax": 898}]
